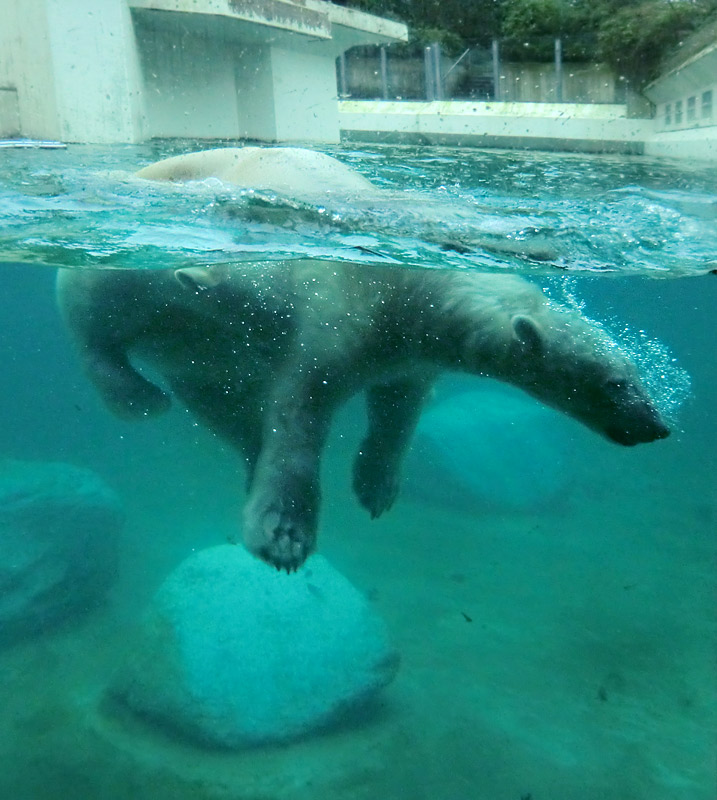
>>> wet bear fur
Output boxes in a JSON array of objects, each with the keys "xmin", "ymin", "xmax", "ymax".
[{"xmin": 56, "ymin": 148, "xmax": 670, "ymax": 571}]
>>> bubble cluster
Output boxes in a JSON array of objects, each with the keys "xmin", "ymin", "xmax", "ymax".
[
  {"xmin": 611, "ymin": 324, "xmax": 692, "ymax": 424},
  {"xmin": 544, "ymin": 277, "xmax": 692, "ymax": 425}
]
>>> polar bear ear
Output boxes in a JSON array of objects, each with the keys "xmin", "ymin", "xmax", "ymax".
[
  {"xmin": 174, "ymin": 267, "xmax": 219, "ymax": 292},
  {"xmin": 511, "ymin": 314, "xmax": 544, "ymax": 352}
]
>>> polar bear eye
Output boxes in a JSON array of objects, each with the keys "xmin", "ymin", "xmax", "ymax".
[{"xmin": 604, "ymin": 378, "xmax": 624, "ymax": 392}]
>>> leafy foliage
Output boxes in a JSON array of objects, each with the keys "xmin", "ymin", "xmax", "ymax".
[
  {"xmin": 499, "ymin": 0, "xmax": 595, "ymax": 60},
  {"xmin": 331, "ymin": 0, "xmax": 503, "ymax": 52},
  {"xmin": 596, "ymin": 1, "xmax": 713, "ymax": 84},
  {"xmin": 333, "ymin": 0, "xmax": 715, "ymax": 84}
]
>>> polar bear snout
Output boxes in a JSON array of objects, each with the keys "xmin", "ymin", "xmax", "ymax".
[{"xmin": 605, "ymin": 411, "xmax": 670, "ymax": 446}]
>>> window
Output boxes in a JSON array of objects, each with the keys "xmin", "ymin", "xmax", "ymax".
[
  {"xmin": 687, "ymin": 95, "xmax": 696, "ymax": 122},
  {"xmin": 675, "ymin": 99, "xmax": 683, "ymax": 124},
  {"xmin": 665, "ymin": 103, "xmax": 672, "ymax": 126},
  {"xmin": 702, "ymin": 90, "xmax": 713, "ymax": 119}
]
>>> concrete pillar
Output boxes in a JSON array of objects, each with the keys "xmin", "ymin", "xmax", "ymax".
[
  {"xmin": 0, "ymin": 89, "xmax": 21, "ymax": 137},
  {"xmin": 137, "ymin": 23, "xmax": 241, "ymax": 140},
  {"xmin": 432, "ymin": 43, "xmax": 443, "ymax": 101},
  {"xmin": 492, "ymin": 39, "xmax": 501, "ymax": 101},
  {"xmin": 555, "ymin": 38, "xmax": 563, "ymax": 103},
  {"xmin": 1, "ymin": 0, "xmax": 146, "ymax": 142},
  {"xmin": 137, "ymin": 31, "xmax": 340, "ymax": 143},
  {"xmin": 233, "ymin": 45, "xmax": 276, "ymax": 141},
  {"xmin": 337, "ymin": 52, "xmax": 348, "ymax": 98},
  {"xmin": 0, "ymin": 0, "xmax": 61, "ymax": 139},
  {"xmin": 0, "ymin": 0, "xmax": 146, "ymax": 142},
  {"xmin": 424, "ymin": 47, "xmax": 435, "ymax": 100},
  {"xmin": 265, "ymin": 46, "xmax": 340, "ymax": 143},
  {"xmin": 46, "ymin": 0, "xmax": 146, "ymax": 142},
  {"xmin": 380, "ymin": 47, "xmax": 389, "ymax": 100}
]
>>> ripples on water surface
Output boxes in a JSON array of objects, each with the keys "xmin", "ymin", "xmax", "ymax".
[{"xmin": 1, "ymin": 142, "xmax": 716, "ymax": 277}]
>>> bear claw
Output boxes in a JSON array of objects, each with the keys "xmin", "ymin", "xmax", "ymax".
[
  {"xmin": 353, "ymin": 466, "xmax": 399, "ymax": 519},
  {"xmin": 244, "ymin": 501, "xmax": 316, "ymax": 572}
]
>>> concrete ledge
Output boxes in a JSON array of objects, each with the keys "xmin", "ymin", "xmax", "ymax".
[
  {"xmin": 645, "ymin": 126, "xmax": 717, "ymax": 160},
  {"xmin": 644, "ymin": 42, "xmax": 717, "ymax": 104},
  {"xmin": 342, "ymin": 100, "xmax": 633, "ymax": 119},
  {"xmin": 342, "ymin": 130, "xmax": 646, "ymax": 154},
  {"xmin": 339, "ymin": 100, "xmax": 651, "ymax": 154},
  {"xmin": 308, "ymin": 0, "xmax": 407, "ymax": 42},
  {"xmin": 130, "ymin": 0, "xmax": 332, "ymax": 39},
  {"xmin": 129, "ymin": 0, "xmax": 408, "ymax": 49}
]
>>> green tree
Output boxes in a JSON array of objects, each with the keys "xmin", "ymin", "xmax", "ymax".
[
  {"xmin": 334, "ymin": 0, "xmax": 715, "ymax": 80},
  {"xmin": 501, "ymin": 0, "xmax": 572, "ymax": 39},
  {"xmin": 331, "ymin": 0, "xmax": 503, "ymax": 52},
  {"xmin": 596, "ymin": 0, "xmax": 712, "ymax": 85},
  {"xmin": 499, "ymin": 0, "xmax": 600, "ymax": 60}
]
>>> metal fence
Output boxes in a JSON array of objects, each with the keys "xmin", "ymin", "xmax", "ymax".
[{"xmin": 338, "ymin": 38, "xmax": 630, "ymax": 105}]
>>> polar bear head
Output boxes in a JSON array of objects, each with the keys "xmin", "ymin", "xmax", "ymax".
[{"xmin": 505, "ymin": 310, "xmax": 670, "ymax": 446}]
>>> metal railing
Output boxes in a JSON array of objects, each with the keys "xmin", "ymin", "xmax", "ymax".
[{"xmin": 338, "ymin": 37, "xmax": 628, "ymax": 105}]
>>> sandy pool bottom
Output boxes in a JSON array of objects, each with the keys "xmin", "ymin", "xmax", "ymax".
[{"xmin": 0, "ymin": 440, "xmax": 714, "ymax": 800}]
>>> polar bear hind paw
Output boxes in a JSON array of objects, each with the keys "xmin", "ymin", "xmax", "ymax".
[{"xmin": 353, "ymin": 450, "xmax": 400, "ymax": 519}]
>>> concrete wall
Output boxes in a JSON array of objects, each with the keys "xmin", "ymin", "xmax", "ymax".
[
  {"xmin": 0, "ymin": 0, "xmax": 145, "ymax": 142},
  {"xmin": 339, "ymin": 99, "xmax": 651, "ymax": 154},
  {"xmin": 49, "ymin": 0, "xmax": 146, "ymax": 143},
  {"xmin": 642, "ymin": 41, "xmax": 717, "ymax": 160},
  {"xmin": 644, "ymin": 126, "xmax": 717, "ymax": 160},
  {"xmin": 0, "ymin": 0, "xmax": 406, "ymax": 144},
  {"xmin": 0, "ymin": 0, "xmax": 61, "ymax": 140},
  {"xmin": 235, "ymin": 45, "xmax": 277, "ymax": 142},
  {"xmin": 268, "ymin": 47, "xmax": 339, "ymax": 142},
  {"xmin": 644, "ymin": 43, "xmax": 716, "ymax": 135},
  {"xmin": 132, "ymin": 24, "xmax": 341, "ymax": 142},
  {"xmin": 134, "ymin": 20, "xmax": 240, "ymax": 139},
  {"xmin": 0, "ymin": 89, "xmax": 21, "ymax": 138},
  {"xmin": 339, "ymin": 36, "xmax": 717, "ymax": 161}
]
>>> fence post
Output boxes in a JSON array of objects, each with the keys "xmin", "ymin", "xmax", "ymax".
[
  {"xmin": 554, "ymin": 37, "xmax": 563, "ymax": 102},
  {"xmin": 337, "ymin": 52, "xmax": 348, "ymax": 97},
  {"xmin": 424, "ymin": 46, "xmax": 435, "ymax": 100},
  {"xmin": 432, "ymin": 42, "xmax": 443, "ymax": 100},
  {"xmin": 380, "ymin": 46, "xmax": 389, "ymax": 100},
  {"xmin": 492, "ymin": 39, "xmax": 501, "ymax": 101}
]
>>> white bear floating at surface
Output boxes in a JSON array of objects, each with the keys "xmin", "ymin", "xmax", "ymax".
[
  {"xmin": 135, "ymin": 146, "xmax": 377, "ymax": 200},
  {"xmin": 57, "ymin": 148, "xmax": 670, "ymax": 572}
]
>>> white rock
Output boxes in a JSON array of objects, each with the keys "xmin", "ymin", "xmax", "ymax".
[
  {"xmin": 0, "ymin": 459, "xmax": 122, "ymax": 646},
  {"xmin": 112, "ymin": 545, "xmax": 399, "ymax": 747},
  {"xmin": 404, "ymin": 384, "xmax": 572, "ymax": 511}
]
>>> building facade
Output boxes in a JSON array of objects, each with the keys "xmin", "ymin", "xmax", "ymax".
[{"xmin": 0, "ymin": 0, "xmax": 406, "ymax": 143}]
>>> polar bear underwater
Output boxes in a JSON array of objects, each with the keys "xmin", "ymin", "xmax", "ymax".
[{"xmin": 57, "ymin": 147, "xmax": 670, "ymax": 572}]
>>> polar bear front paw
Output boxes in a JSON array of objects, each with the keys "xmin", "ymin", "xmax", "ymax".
[{"xmin": 243, "ymin": 496, "xmax": 316, "ymax": 573}]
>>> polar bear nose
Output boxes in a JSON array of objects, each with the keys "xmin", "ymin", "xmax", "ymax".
[
  {"xmin": 653, "ymin": 421, "xmax": 671, "ymax": 440},
  {"xmin": 606, "ymin": 418, "xmax": 670, "ymax": 446}
]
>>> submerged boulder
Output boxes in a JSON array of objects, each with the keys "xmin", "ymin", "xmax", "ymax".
[
  {"xmin": 0, "ymin": 459, "xmax": 122, "ymax": 646},
  {"xmin": 404, "ymin": 384, "xmax": 573, "ymax": 512},
  {"xmin": 112, "ymin": 545, "xmax": 399, "ymax": 748}
]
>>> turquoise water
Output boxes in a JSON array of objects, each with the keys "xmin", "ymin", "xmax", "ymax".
[
  {"xmin": 2, "ymin": 143, "xmax": 716, "ymax": 276},
  {"xmin": 0, "ymin": 143, "xmax": 715, "ymax": 799}
]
